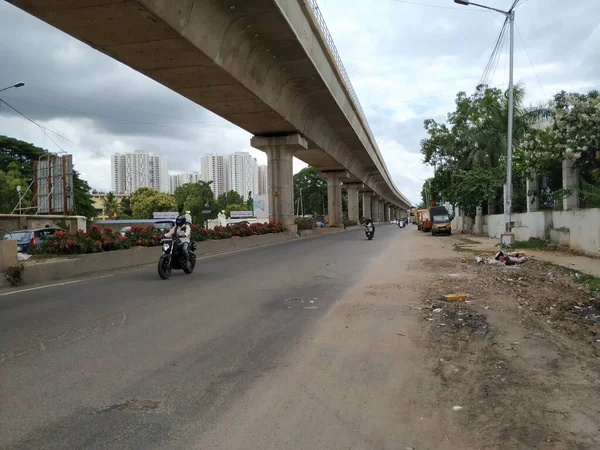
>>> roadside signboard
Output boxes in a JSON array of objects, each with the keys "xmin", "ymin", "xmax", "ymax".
[
  {"xmin": 253, "ymin": 195, "xmax": 269, "ymax": 220},
  {"xmin": 231, "ymin": 211, "xmax": 253, "ymax": 218},
  {"xmin": 153, "ymin": 211, "xmax": 178, "ymax": 219}
]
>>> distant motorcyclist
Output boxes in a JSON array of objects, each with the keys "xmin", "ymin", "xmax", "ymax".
[{"xmin": 164, "ymin": 215, "xmax": 191, "ymax": 268}]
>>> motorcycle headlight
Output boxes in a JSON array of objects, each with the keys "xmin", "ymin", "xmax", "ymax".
[{"xmin": 162, "ymin": 243, "xmax": 170, "ymax": 251}]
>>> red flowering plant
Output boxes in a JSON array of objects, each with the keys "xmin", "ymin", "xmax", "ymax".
[
  {"xmin": 31, "ymin": 226, "xmax": 132, "ymax": 255},
  {"xmin": 31, "ymin": 221, "xmax": 284, "ymax": 256},
  {"xmin": 124, "ymin": 226, "xmax": 163, "ymax": 247}
]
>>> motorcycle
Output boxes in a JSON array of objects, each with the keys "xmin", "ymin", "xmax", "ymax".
[
  {"xmin": 157, "ymin": 238, "xmax": 197, "ymax": 280},
  {"xmin": 365, "ymin": 221, "xmax": 375, "ymax": 240},
  {"xmin": 398, "ymin": 220, "xmax": 405, "ymax": 229}
]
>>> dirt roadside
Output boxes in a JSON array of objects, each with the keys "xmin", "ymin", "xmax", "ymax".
[{"xmin": 192, "ymin": 228, "xmax": 600, "ymax": 449}]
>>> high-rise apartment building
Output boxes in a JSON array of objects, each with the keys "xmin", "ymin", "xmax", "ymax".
[
  {"xmin": 111, "ymin": 151, "xmax": 169, "ymax": 194},
  {"xmin": 169, "ymin": 172, "xmax": 204, "ymax": 194},
  {"xmin": 201, "ymin": 154, "xmax": 229, "ymax": 197},
  {"xmin": 227, "ymin": 152, "xmax": 257, "ymax": 200},
  {"xmin": 200, "ymin": 152, "xmax": 259, "ymax": 200},
  {"xmin": 257, "ymin": 164, "xmax": 268, "ymax": 196}
]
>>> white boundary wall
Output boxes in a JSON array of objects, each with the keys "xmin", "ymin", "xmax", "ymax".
[{"xmin": 452, "ymin": 208, "xmax": 600, "ymax": 256}]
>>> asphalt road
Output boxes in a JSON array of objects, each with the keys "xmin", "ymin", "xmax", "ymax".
[{"xmin": 0, "ymin": 225, "xmax": 400, "ymax": 450}]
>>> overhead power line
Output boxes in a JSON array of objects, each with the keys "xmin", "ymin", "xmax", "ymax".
[
  {"xmin": 0, "ymin": 98, "xmax": 110, "ymax": 167},
  {"xmin": 516, "ymin": 24, "xmax": 549, "ymax": 101},
  {"xmin": 478, "ymin": 16, "xmax": 509, "ymax": 87}
]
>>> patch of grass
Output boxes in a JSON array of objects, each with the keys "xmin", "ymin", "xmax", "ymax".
[
  {"xmin": 575, "ymin": 273, "xmax": 600, "ymax": 292},
  {"xmin": 453, "ymin": 244, "xmax": 478, "ymax": 254},
  {"xmin": 459, "ymin": 238, "xmax": 479, "ymax": 245},
  {"xmin": 514, "ymin": 239, "xmax": 547, "ymax": 249}
]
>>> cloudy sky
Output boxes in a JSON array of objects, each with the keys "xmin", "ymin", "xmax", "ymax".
[{"xmin": 0, "ymin": 0, "xmax": 598, "ymax": 204}]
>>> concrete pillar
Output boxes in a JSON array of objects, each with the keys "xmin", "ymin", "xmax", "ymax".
[
  {"xmin": 362, "ymin": 192, "xmax": 373, "ymax": 220},
  {"xmin": 379, "ymin": 199, "xmax": 385, "ymax": 222},
  {"xmin": 384, "ymin": 203, "xmax": 390, "ymax": 222},
  {"xmin": 251, "ymin": 134, "xmax": 308, "ymax": 231},
  {"xmin": 344, "ymin": 183, "xmax": 361, "ymax": 223},
  {"xmin": 562, "ymin": 158, "xmax": 579, "ymax": 211},
  {"xmin": 371, "ymin": 197, "xmax": 380, "ymax": 222},
  {"xmin": 474, "ymin": 205, "xmax": 483, "ymax": 234},
  {"xmin": 526, "ymin": 177, "xmax": 539, "ymax": 213},
  {"xmin": 321, "ymin": 170, "xmax": 349, "ymax": 227}
]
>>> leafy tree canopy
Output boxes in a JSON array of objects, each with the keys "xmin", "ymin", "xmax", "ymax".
[{"xmin": 130, "ymin": 187, "xmax": 177, "ymax": 219}]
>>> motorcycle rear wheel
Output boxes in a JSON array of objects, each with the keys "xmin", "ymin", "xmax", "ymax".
[{"xmin": 158, "ymin": 255, "xmax": 172, "ymax": 279}]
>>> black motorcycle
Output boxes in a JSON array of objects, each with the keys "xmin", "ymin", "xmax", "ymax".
[
  {"xmin": 157, "ymin": 238, "xmax": 197, "ymax": 280},
  {"xmin": 365, "ymin": 221, "xmax": 375, "ymax": 240}
]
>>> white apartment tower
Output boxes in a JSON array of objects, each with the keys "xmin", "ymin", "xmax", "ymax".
[
  {"xmin": 257, "ymin": 164, "xmax": 268, "ymax": 196},
  {"xmin": 169, "ymin": 172, "xmax": 204, "ymax": 194},
  {"xmin": 228, "ymin": 152, "xmax": 257, "ymax": 200},
  {"xmin": 201, "ymin": 154, "xmax": 229, "ymax": 197},
  {"xmin": 111, "ymin": 151, "xmax": 169, "ymax": 194}
]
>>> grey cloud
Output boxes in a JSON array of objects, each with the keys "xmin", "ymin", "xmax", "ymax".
[{"xmin": 0, "ymin": 2, "xmax": 218, "ymax": 140}]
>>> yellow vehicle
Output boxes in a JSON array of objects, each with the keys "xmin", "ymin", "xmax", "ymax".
[
  {"xmin": 416, "ymin": 209, "xmax": 431, "ymax": 232},
  {"xmin": 430, "ymin": 205, "xmax": 452, "ymax": 236}
]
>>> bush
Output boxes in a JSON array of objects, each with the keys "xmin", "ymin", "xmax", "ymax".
[
  {"xmin": 343, "ymin": 219, "xmax": 358, "ymax": 228},
  {"xmin": 31, "ymin": 222, "xmax": 285, "ymax": 256},
  {"xmin": 124, "ymin": 225, "xmax": 163, "ymax": 247},
  {"xmin": 295, "ymin": 217, "xmax": 315, "ymax": 230},
  {"xmin": 32, "ymin": 226, "xmax": 133, "ymax": 255},
  {"xmin": 5, "ymin": 264, "xmax": 24, "ymax": 286}
]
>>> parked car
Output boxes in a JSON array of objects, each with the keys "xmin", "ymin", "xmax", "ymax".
[{"xmin": 3, "ymin": 227, "xmax": 62, "ymax": 253}]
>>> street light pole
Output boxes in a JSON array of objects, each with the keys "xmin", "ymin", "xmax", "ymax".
[
  {"xmin": 0, "ymin": 82, "xmax": 25, "ymax": 93},
  {"xmin": 454, "ymin": 0, "xmax": 515, "ymax": 234},
  {"xmin": 505, "ymin": 9, "xmax": 515, "ymax": 232}
]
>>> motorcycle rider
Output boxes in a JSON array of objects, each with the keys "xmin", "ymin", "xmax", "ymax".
[
  {"xmin": 164, "ymin": 215, "xmax": 191, "ymax": 268},
  {"xmin": 364, "ymin": 217, "xmax": 375, "ymax": 233}
]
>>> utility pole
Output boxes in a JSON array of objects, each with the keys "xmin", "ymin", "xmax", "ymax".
[{"xmin": 454, "ymin": 0, "xmax": 516, "ymax": 241}]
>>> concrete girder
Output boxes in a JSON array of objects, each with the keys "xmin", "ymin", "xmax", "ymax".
[{"xmin": 8, "ymin": 0, "xmax": 412, "ymax": 208}]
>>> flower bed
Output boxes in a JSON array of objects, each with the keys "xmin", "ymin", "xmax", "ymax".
[
  {"xmin": 191, "ymin": 222, "xmax": 284, "ymax": 241},
  {"xmin": 31, "ymin": 222, "xmax": 285, "ymax": 256}
]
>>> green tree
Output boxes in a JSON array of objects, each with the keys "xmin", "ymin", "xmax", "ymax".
[
  {"xmin": 130, "ymin": 187, "xmax": 177, "ymax": 219},
  {"xmin": 102, "ymin": 192, "xmax": 122, "ymax": 219},
  {"xmin": 0, "ymin": 135, "xmax": 96, "ymax": 217},
  {"xmin": 119, "ymin": 196, "xmax": 133, "ymax": 219},
  {"xmin": 0, "ymin": 162, "xmax": 31, "ymax": 213},
  {"xmin": 551, "ymin": 90, "xmax": 600, "ymax": 181},
  {"xmin": 293, "ymin": 166, "xmax": 327, "ymax": 216},
  {"xmin": 216, "ymin": 190, "xmax": 244, "ymax": 213},
  {"xmin": 419, "ymin": 84, "xmax": 548, "ymax": 216},
  {"xmin": 173, "ymin": 181, "xmax": 215, "ymax": 222},
  {"xmin": 246, "ymin": 191, "xmax": 254, "ymax": 210},
  {"xmin": 72, "ymin": 175, "xmax": 97, "ymax": 218}
]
